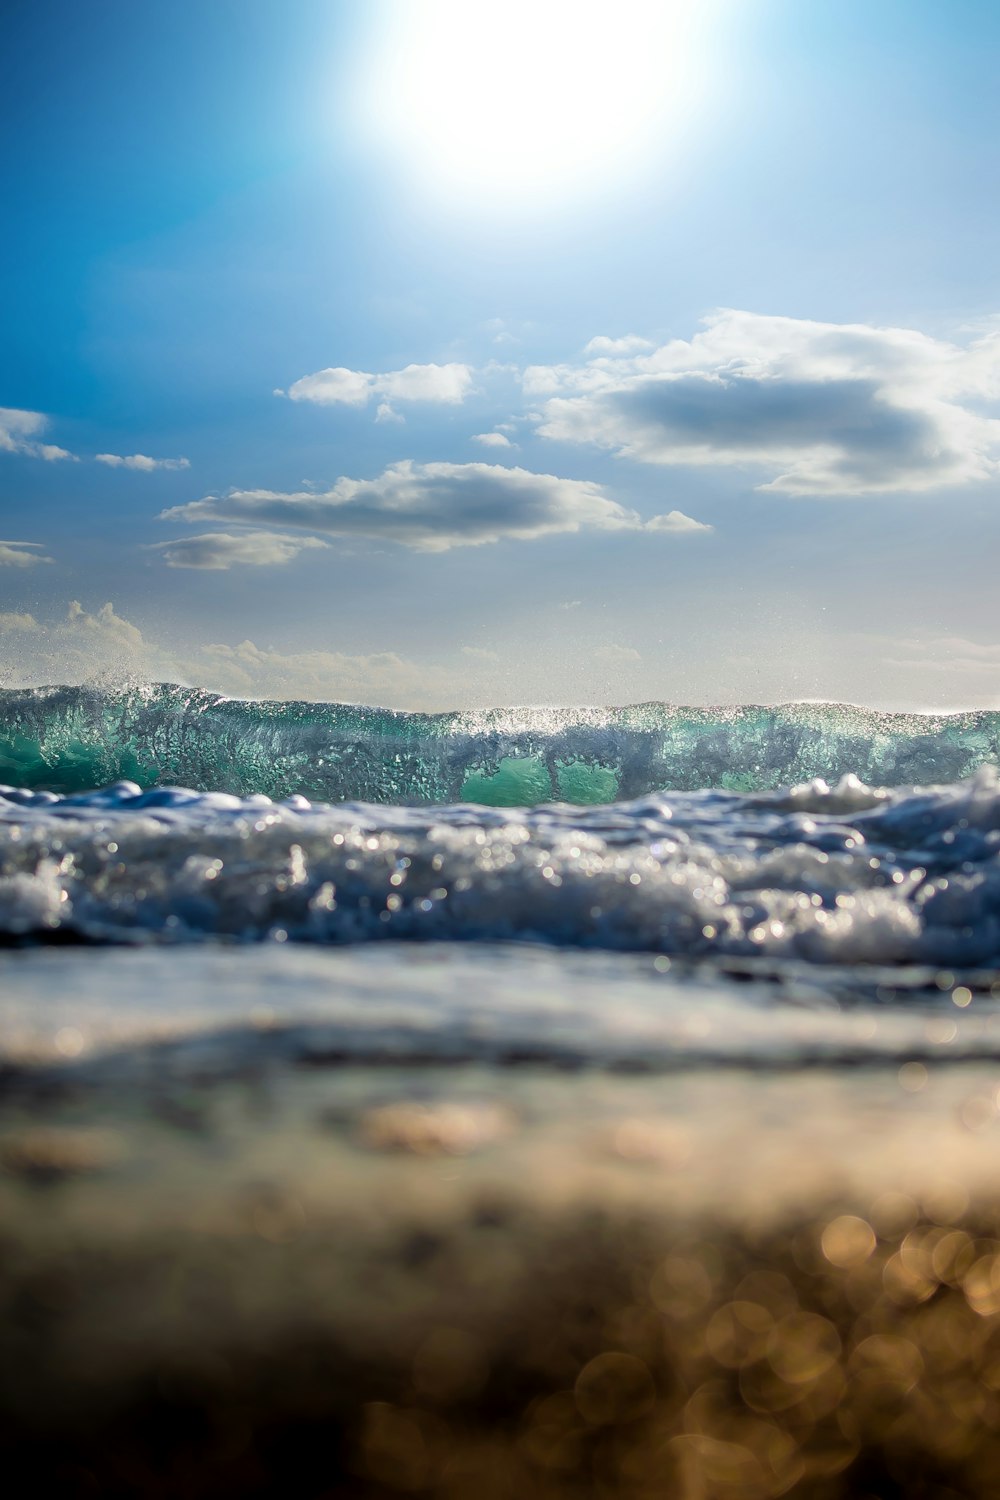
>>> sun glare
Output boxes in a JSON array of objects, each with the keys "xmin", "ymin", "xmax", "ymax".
[{"xmin": 355, "ymin": 0, "xmax": 715, "ymax": 210}]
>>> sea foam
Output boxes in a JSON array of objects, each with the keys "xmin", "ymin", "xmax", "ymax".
[{"xmin": 1, "ymin": 763, "xmax": 999, "ymax": 967}]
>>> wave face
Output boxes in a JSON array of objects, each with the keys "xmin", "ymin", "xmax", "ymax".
[
  {"xmin": 1, "ymin": 683, "xmax": 999, "ymax": 804},
  {"xmin": 3, "ymin": 767, "xmax": 1000, "ymax": 966}
]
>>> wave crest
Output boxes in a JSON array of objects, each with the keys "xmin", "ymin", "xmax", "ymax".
[{"xmin": 1, "ymin": 683, "xmax": 998, "ymax": 804}]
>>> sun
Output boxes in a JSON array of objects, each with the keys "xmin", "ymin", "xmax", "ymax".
[{"xmin": 354, "ymin": 0, "xmax": 716, "ymax": 211}]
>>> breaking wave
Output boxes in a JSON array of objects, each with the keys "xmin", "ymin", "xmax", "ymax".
[{"xmin": 1, "ymin": 683, "xmax": 998, "ymax": 804}]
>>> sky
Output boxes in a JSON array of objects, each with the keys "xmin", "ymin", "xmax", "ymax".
[{"xmin": 2, "ymin": 0, "xmax": 1000, "ymax": 710}]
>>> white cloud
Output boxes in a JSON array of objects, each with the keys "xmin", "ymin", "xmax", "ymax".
[
  {"xmin": 379, "ymin": 364, "xmax": 473, "ymax": 402},
  {"xmin": 374, "ymin": 401, "xmax": 404, "ymax": 424},
  {"xmin": 645, "ymin": 509, "xmax": 713, "ymax": 533},
  {"xmin": 0, "ymin": 603, "xmax": 473, "ymax": 709},
  {"xmin": 461, "ymin": 645, "xmax": 500, "ymax": 662},
  {"xmin": 160, "ymin": 460, "xmax": 707, "ymax": 552},
  {"xmin": 472, "ymin": 431, "xmax": 512, "ymax": 448},
  {"xmin": 95, "ymin": 453, "xmax": 190, "ymax": 471},
  {"xmin": 483, "ymin": 317, "xmax": 518, "ymax": 346},
  {"xmin": 0, "ymin": 407, "xmax": 73, "ymax": 462},
  {"xmin": 883, "ymin": 635, "xmax": 1000, "ymax": 677},
  {"xmin": 530, "ymin": 310, "xmax": 1000, "ymax": 495},
  {"xmin": 285, "ymin": 361, "xmax": 474, "ymax": 410},
  {"xmin": 64, "ymin": 600, "xmax": 145, "ymax": 653},
  {"xmin": 0, "ymin": 540, "xmax": 53, "ymax": 568},
  {"xmin": 0, "ymin": 602, "xmax": 157, "ymax": 689},
  {"xmin": 149, "ymin": 531, "xmax": 329, "ymax": 570},
  {"xmin": 522, "ymin": 365, "xmax": 575, "ymax": 398},
  {"xmin": 7, "ymin": 605, "xmax": 1000, "ymax": 713},
  {"xmin": 584, "ymin": 334, "xmax": 655, "ymax": 356},
  {"xmin": 193, "ymin": 640, "xmax": 464, "ymax": 705},
  {"xmin": 595, "ymin": 644, "xmax": 641, "ymax": 663},
  {"xmin": 285, "ymin": 367, "xmax": 373, "ymax": 406}
]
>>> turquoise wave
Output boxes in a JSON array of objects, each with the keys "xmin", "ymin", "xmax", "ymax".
[{"xmin": 0, "ymin": 683, "xmax": 997, "ymax": 804}]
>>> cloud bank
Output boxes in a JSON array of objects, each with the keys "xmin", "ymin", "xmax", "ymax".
[
  {"xmin": 4, "ymin": 605, "xmax": 995, "ymax": 713},
  {"xmin": 195, "ymin": 639, "xmax": 460, "ymax": 705},
  {"xmin": 528, "ymin": 310, "xmax": 1000, "ymax": 495},
  {"xmin": 161, "ymin": 461, "xmax": 710, "ymax": 552},
  {"xmin": 0, "ymin": 602, "xmax": 473, "ymax": 709}
]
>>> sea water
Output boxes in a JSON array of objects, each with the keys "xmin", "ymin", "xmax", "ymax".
[
  {"xmin": 1, "ymin": 685, "xmax": 999, "ymax": 1083},
  {"xmin": 2, "ymin": 683, "xmax": 999, "ymax": 801}
]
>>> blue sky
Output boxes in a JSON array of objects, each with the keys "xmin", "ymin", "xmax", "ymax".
[{"xmin": 2, "ymin": 0, "xmax": 1000, "ymax": 708}]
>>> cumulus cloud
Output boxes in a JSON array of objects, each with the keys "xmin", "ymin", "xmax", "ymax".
[
  {"xmin": 193, "ymin": 640, "xmax": 466, "ymax": 705},
  {"xmin": 0, "ymin": 540, "xmax": 53, "ymax": 568},
  {"xmin": 379, "ymin": 364, "xmax": 474, "ymax": 402},
  {"xmin": 0, "ymin": 407, "xmax": 73, "ymax": 461},
  {"xmin": 529, "ymin": 309, "xmax": 1000, "ymax": 495},
  {"xmin": 64, "ymin": 600, "xmax": 145, "ymax": 653},
  {"xmin": 0, "ymin": 602, "xmax": 475, "ymax": 708},
  {"xmin": 595, "ymin": 644, "xmax": 641, "ymax": 663},
  {"xmin": 149, "ymin": 531, "xmax": 329, "ymax": 570},
  {"xmin": 160, "ymin": 460, "xmax": 708, "ymax": 552},
  {"xmin": 472, "ymin": 431, "xmax": 513, "ymax": 448},
  {"xmin": 96, "ymin": 453, "xmax": 190, "ymax": 471},
  {"xmin": 583, "ymin": 334, "xmax": 655, "ymax": 356},
  {"xmin": 0, "ymin": 601, "xmax": 157, "ymax": 688},
  {"xmin": 284, "ymin": 361, "xmax": 474, "ymax": 410},
  {"xmin": 645, "ymin": 509, "xmax": 713, "ymax": 533}
]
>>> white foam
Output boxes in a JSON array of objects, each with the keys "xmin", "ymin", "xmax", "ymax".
[{"xmin": 1, "ymin": 771, "xmax": 999, "ymax": 968}]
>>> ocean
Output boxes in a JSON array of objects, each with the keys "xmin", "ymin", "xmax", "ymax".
[
  {"xmin": 4, "ymin": 684, "xmax": 1000, "ymax": 1496},
  {"xmin": 2, "ymin": 683, "xmax": 1000, "ymax": 978}
]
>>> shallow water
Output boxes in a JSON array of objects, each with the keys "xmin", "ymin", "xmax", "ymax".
[{"xmin": 2, "ymin": 943, "xmax": 1000, "ymax": 1081}]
